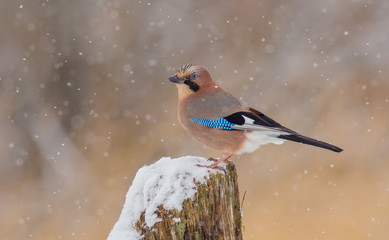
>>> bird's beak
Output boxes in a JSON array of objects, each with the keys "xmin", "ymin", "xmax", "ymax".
[{"xmin": 169, "ymin": 75, "xmax": 184, "ymax": 84}]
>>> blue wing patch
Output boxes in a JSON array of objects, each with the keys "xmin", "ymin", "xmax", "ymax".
[{"xmin": 191, "ymin": 118, "xmax": 235, "ymax": 130}]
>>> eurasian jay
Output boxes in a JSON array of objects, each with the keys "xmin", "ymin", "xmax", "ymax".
[{"xmin": 169, "ymin": 64, "xmax": 343, "ymax": 168}]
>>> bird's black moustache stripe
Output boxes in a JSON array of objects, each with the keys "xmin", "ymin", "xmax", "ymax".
[{"xmin": 184, "ymin": 80, "xmax": 199, "ymax": 92}]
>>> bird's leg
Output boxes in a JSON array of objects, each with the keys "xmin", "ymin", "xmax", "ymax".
[{"xmin": 210, "ymin": 153, "xmax": 234, "ymax": 169}]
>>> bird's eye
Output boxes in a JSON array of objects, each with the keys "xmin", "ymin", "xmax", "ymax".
[{"xmin": 190, "ymin": 72, "xmax": 198, "ymax": 81}]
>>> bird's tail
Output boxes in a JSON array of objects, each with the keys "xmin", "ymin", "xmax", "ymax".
[{"xmin": 278, "ymin": 134, "xmax": 343, "ymax": 153}]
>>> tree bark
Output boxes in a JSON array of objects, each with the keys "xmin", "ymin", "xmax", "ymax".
[{"xmin": 135, "ymin": 164, "xmax": 243, "ymax": 240}]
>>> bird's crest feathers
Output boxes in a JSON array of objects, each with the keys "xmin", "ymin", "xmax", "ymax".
[{"xmin": 176, "ymin": 64, "xmax": 194, "ymax": 77}]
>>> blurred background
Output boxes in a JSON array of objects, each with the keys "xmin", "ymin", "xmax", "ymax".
[{"xmin": 1, "ymin": 0, "xmax": 388, "ymax": 239}]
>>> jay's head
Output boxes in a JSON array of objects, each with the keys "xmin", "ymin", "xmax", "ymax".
[{"xmin": 169, "ymin": 64, "xmax": 217, "ymax": 98}]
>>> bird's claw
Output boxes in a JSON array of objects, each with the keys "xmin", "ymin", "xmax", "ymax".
[
  {"xmin": 196, "ymin": 163, "xmax": 226, "ymax": 173},
  {"xmin": 224, "ymin": 159, "xmax": 235, "ymax": 166},
  {"xmin": 207, "ymin": 157, "xmax": 234, "ymax": 166}
]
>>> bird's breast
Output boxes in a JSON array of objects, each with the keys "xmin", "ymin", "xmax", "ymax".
[{"xmin": 177, "ymin": 101, "xmax": 246, "ymax": 153}]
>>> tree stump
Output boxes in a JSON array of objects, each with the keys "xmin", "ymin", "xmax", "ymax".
[
  {"xmin": 107, "ymin": 156, "xmax": 242, "ymax": 240},
  {"xmin": 136, "ymin": 164, "xmax": 242, "ymax": 240}
]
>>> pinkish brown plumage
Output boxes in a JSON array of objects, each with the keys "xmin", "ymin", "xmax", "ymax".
[{"xmin": 169, "ymin": 64, "xmax": 343, "ymax": 168}]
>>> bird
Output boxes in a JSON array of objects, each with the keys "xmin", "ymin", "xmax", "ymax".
[{"xmin": 169, "ymin": 64, "xmax": 343, "ymax": 168}]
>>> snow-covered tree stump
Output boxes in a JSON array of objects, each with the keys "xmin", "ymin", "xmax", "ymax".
[{"xmin": 107, "ymin": 156, "xmax": 243, "ymax": 240}]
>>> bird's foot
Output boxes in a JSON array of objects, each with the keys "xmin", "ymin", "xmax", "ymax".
[
  {"xmin": 207, "ymin": 157, "xmax": 234, "ymax": 166},
  {"xmin": 196, "ymin": 164, "xmax": 226, "ymax": 172},
  {"xmin": 224, "ymin": 159, "xmax": 235, "ymax": 166},
  {"xmin": 207, "ymin": 157, "xmax": 218, "ymax": 162},
  {"xmin": 208, "ymin": 158, "xmax": 228, "ymax": 171}
]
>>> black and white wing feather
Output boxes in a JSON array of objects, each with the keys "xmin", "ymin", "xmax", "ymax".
[
  {"xmin": 223, "ymin": 108, "xmax": 343, "ymax": 153},
  {"xmin": 224, "ymin": 111, "xmax": 294, "ymax": 134}
]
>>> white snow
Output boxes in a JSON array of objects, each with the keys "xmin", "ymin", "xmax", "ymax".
[{"xmin": 107, "ymin": 156, "xmax": 225, "ymax": 240}]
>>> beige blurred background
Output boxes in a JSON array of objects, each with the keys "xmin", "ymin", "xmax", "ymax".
[{"xmin": 1, "ymin": 0, "xmax": 388, "ymax": 239}]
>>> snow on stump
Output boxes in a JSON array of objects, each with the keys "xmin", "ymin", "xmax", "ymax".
[{"xmin": 108, "ymin": 156, "xmax": 243, "ymax": 240}]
